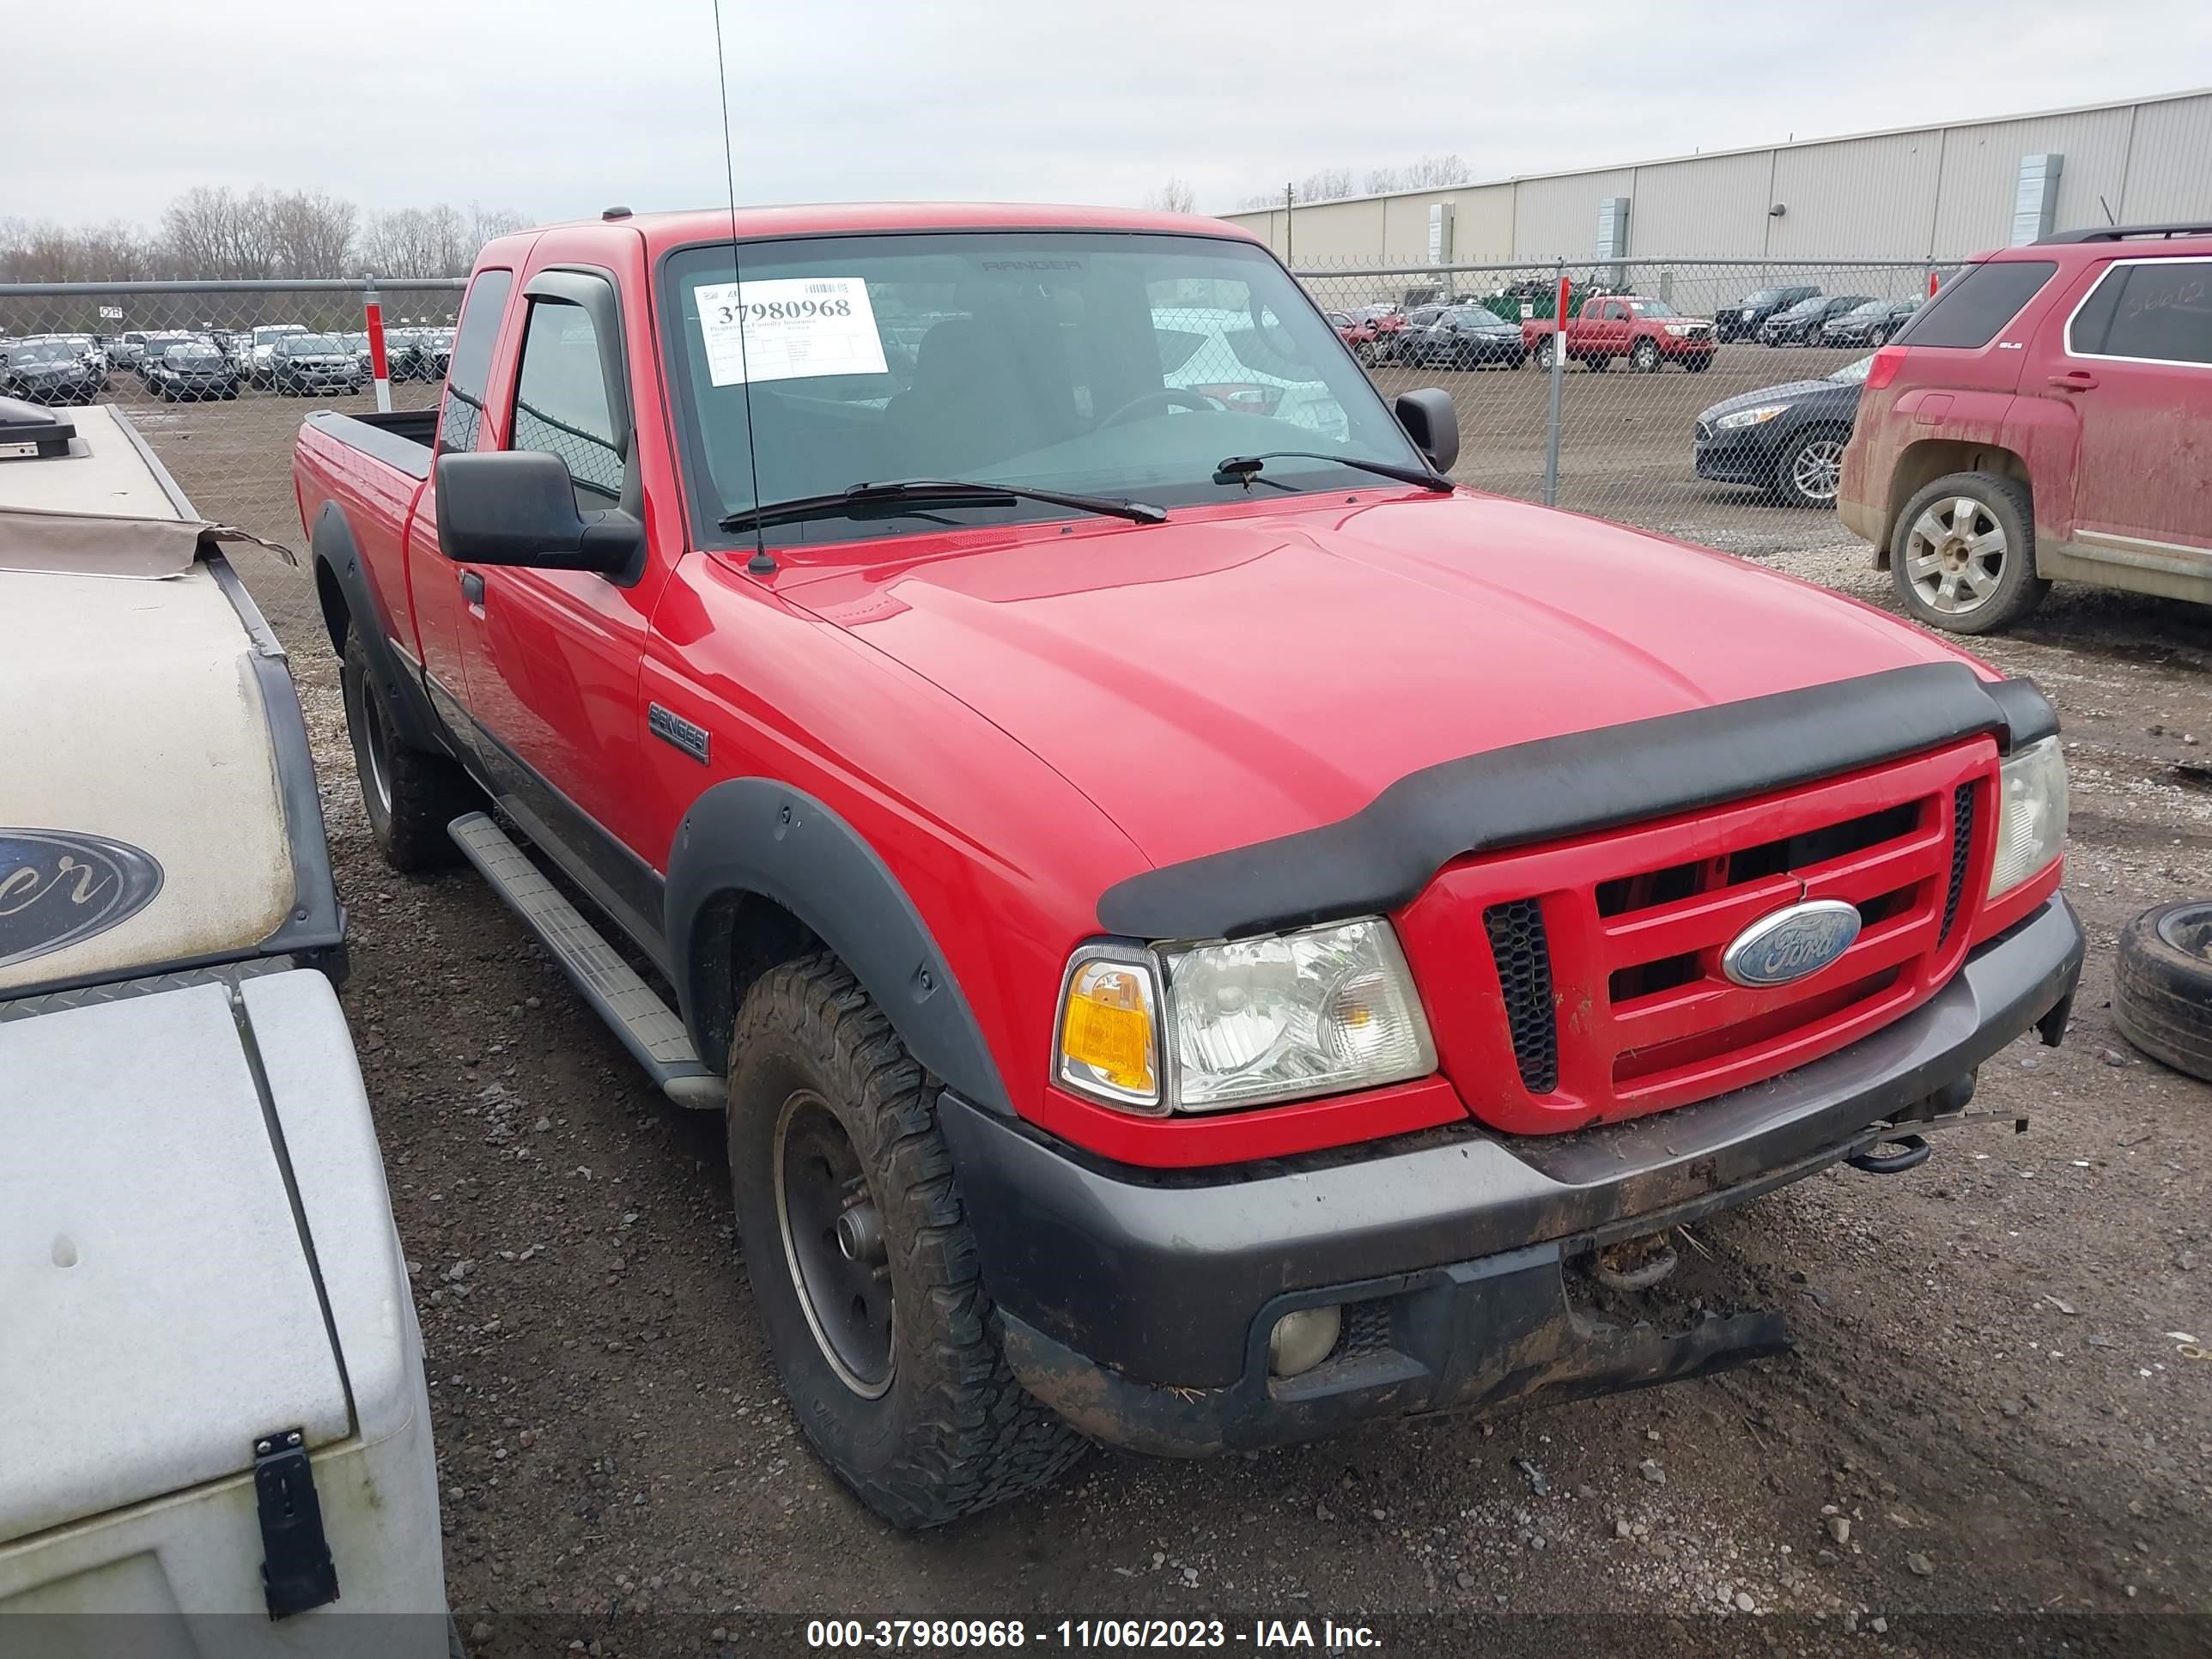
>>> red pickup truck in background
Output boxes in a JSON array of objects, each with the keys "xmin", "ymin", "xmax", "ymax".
[
  {"xmin": 294, "ymin": 203, "xmax": 2081, "ymax": 1528},
  {"xmin": 1526, "ymin": 295, "xmax": 1718, "ymax": 372}
]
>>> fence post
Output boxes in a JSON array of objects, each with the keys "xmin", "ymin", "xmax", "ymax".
[
  {"xmin": 1542, "ymin": 259, "xmax": 1566, "ymax": 508},
  {"xmin": 362, "ymin": 275, "xmax": 392, "ymax": 414}
]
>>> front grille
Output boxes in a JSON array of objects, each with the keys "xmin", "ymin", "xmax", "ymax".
[
  {"xmin": 1483, "ymin": 898, "xmax": 1559, "ymax": 1093},
  {"xmin": 1433, "ymin": 741, "xmax": 1997, "ymax": 1133},
  {"xmin": 1939, "ymin": 781, "xmax": 1977, "ymax": 944}
]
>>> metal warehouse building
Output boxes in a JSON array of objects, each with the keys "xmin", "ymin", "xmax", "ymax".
[{"xmin": 1222, "ymin": 87, "xmax": 2212, "ymax": 266}]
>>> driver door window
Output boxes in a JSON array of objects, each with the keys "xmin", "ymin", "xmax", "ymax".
[{"xmin": 510, "ymin": 299, "xmax": 623, "ymax": 507}]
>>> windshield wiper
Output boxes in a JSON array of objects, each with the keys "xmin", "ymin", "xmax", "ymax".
[
  {"xmin": 1212, "ymin": 452, "xmax": 1454, "ymax": 494},
  {"xmin": 719, "ymin": 478, "xmax": 1166, "ymax": 534}
]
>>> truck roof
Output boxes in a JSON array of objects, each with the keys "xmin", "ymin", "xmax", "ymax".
[{"xmin": 489, "ymin": 203, "xmax": 1262, "ymax": 260}]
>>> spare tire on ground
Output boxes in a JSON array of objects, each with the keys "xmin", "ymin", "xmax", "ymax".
[{"xmin": 2114, "ymin": 900, "xmax": 2212, "ymax": 1084}]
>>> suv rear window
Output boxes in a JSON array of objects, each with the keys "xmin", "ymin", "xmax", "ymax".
[{"xmin": 1898, "ymin": 259, "xmax": 2056, "ymax": 349}]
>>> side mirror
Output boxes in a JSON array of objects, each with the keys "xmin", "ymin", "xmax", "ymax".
[
  {"xmin": 435, "ymin": 450, "xmax": 638, "ymax": 574},
  {"xmin": 1393, "ymin": 388, "xmax": 1459, "ymax": 474}
]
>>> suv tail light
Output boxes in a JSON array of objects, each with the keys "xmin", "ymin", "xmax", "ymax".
[{"xmin": 1865, "ymin": 344, "xmax": 1909, "ymax": 391}]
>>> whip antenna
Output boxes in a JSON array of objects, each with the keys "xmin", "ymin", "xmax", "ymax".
[{"xmin": 709, "ymin": 0, "xmax": 774, "ymax": 573}]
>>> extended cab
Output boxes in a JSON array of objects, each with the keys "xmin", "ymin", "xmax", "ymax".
[
  {"xmin": 1525, "ymin": 294, "xmax": 1717, "ymax": 373},
  {"xmin": 1838, "ymin": 223, "xmax": 2212, "ymax": 634},
  {"xmin": 294, "ymin": 205, "xmax": 2083, "ymax": 1528}
]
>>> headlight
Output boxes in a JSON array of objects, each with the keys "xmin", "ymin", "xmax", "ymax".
[
  {"xmin": 1054, "ymin": 920, "xmax": 1434, "ymax": 1115},
  {"xmin": 1714, "ymin": 404, "xmax": 1789, "ymax": 430},
  {"xmin": 1662, "ymin": 323, "xmax": 1691, "ymax": 337},
  {"xmin": 1988, "ymin": 737, "xmax": 2068, "ymax": 896}
]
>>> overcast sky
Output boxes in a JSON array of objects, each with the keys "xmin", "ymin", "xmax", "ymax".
[{"xmin": 7, "ymin": 1, "xmax": 2209, "ymax": 227}]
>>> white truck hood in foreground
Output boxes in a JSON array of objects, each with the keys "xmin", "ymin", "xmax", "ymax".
[
  {"xmin": 0, "ymin": 972, "xmax": 446, "ymax": 1641},
  {"xmin": 0, "ymin": 978, "xmax": 350, "ymax": 1543},
  {"xmin": 0, "ymin": 404, "xmax": 298, "ymax": 995}
]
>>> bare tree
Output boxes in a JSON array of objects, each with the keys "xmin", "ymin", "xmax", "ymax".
[
  {"xmin": 465, "ymin": 203, "xmax": 530, "ymax": 247},
  {"xmin": 1144, "ymin": 178, "xmax": 1197, "ymax": 215},
  {"xmin": 156, "ymin": 186, "xmax": 281, "ymax": 279},
  {"xmin": 0, "ymin": 218, "xmax": 155, "ymax": 282},
  {"xmin": 267, "ymin": 191, "xmax": 357, "ymax": 278},
  {"xmin": 3, "ymin": 188, "xmax": 532, "ymax": 288},
  {"xmin": 1363, "ymin": 154, "xmax": 1474, "ymax": 196},
  {"xmin": 1297, "ymin": 167, "xmax": 1355, "ymax": 204}
]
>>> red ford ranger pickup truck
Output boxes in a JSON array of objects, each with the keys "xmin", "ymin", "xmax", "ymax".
[
  {"xmin": 294, "ymin": 204, "xmax": 2082, "ymax": 1528},
  {"xmin": 1524, "ymin": 295, "xmax": 1717, "ymax": 373}
]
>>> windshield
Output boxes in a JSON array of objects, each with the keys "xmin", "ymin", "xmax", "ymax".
[
  {"xmin": 1741, "ymin": 289, "xmax": 1790, "ymax": 306},
  {"xmin": 1443, "ymin": 306, "xmax": 1509, "ymax": 326},
  {"xmin": 1843, "ymin": 301, "xmax": 1888, "ymax": 318},
  {"xmin": 9, "ymin": 343, "xmax": 75, "ymax": 365},
  {"xmin": 171, "ymin": 345, "xmax": 222, "ymax": 363},
  {"xmin": 1827, "ymin": 355, "xmax": 1876, "ymax": 385},
  {"xmin": 1626, "ymin": 300, "xmax": 1681, "ymax": 318},
  {"xmin": 254, "ymin": 325, "xmax": 303, "ymax": 345},
  {"xmin": 284, "ymin": 336, "xmax": 341, "ymax": 354},
  {"xmin": 1781, "ymin": 297, "xmax": 1827, "ymax": 317},
  {"xmin": 661, "ymin": 232, "xmax": 1424, "ymax": 547}
]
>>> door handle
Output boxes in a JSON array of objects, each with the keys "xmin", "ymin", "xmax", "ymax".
[
  {"xmin": 2048, "ymin": 369, "xmax": 2098, "ymax": 391},
  {"xmin": 459, "ymin": 570, "xmax": 486, "ymax": 605}
]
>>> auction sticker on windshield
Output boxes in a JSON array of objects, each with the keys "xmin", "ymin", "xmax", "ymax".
[{"xmin": 696, "ymin": 276, "xmax": 887, "ymax": 386}]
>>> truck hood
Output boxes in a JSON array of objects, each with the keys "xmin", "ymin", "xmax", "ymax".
[
  {"xmin": 0, "ymin": 979, "xmax": 354, "ymax": 1544},
  {"xmin": 787, "ymin": 491, "xmax": 1975, "ymax": 872}
]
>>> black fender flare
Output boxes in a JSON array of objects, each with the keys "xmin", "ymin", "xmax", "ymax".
[
  {"xmin": 665, "ymin": 780, "xmax": 1012, "ymax": 1116},
  {"xmin": 309, "ymin": 500, "xmax": 444, "ymax": 754}
]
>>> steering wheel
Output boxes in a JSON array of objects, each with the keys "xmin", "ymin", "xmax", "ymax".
[{"xmin": 1099, "ymin": 386, "xmax": 1226, "ymax": 428}]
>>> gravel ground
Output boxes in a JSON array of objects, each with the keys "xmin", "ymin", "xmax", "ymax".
[{"xmin": 143, "ymin": 379, "xmax": 2212, "ymax": 1656}]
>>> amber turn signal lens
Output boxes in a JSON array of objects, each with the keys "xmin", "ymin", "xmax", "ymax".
[{"xmin": 1060, "ymin": 963, "xmax": 1156, "ymax": 1095}]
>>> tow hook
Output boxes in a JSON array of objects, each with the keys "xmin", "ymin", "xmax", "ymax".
[
  {"xmin": 1847, "ymin": 1133, "xmax": 1932, "ymax": 1175},
  {"xmin": 1591, "ymin": 1233, "xmax": 1680, "ymax": 1292}
]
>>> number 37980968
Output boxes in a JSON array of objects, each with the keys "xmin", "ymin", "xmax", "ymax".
[{"xmin": 713, "ymin": 297, "xmax": 854, "ymax": 325}]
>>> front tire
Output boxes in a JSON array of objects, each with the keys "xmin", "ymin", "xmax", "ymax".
[
  {"xmin": 1772, "ymin": 427, "xmax": 1848, "ymax": 508},
  {"xmin": 728, "ymin": 956, "xmax": 1086, "ymax": 1529},
  {"xmin": 1631, "ymin": 338, "xmax": 1661, "ymax": 373},
  {"xmin": 1889, "ymin": 471, "xmax": 2048, "ymax": 635},
  {"xmin": 1534, "ymin": 336, "xmax": 1557, "ymax": 373},
  {"xmin": 340, "ymin": 630, "xmax": 479, "ymax": 872}
]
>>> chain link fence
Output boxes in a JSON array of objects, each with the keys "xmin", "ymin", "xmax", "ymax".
[
  {"xmin": 6, "ymin": 259, "xmax": 1941, "ymax": 648},
  {"xmin": 1297, "ymin": 257, "xmax": 1942, "ymax": 555},
  {"xmin": 1, "ymin": 278, "xmax": 463, "ymax": 641}
]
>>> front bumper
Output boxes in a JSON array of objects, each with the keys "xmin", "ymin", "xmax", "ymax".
[
  {"xmin": 1694, "ymin": 434, "xmax": 1782, "ymax": 484},
  {"xmin": 943, "ymin": 895, "xmax": 2082, "ymax": 1456}
]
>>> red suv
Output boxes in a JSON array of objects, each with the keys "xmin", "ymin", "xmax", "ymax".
[{"xmin": 1838, "ymin": 223, "xmax": 2212, "ymax": 634}]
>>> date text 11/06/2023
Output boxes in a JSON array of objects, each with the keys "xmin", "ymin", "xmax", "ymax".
[{"xmin": 805, "ymin": 1620, "xmax": 1384, "ymax": 1650}]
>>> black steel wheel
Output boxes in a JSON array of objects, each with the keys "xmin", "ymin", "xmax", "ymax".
[
  {"xmin": 728, "ymin": 954, "xmax": 1086, "ymax": 1528},
  {"xmin": 341, "ymin": 630, "xmax": 478, "ymax": 872},
  {"xmin": 774, "ymin": 1090, "xmax": 896, "ymax": 1398}
]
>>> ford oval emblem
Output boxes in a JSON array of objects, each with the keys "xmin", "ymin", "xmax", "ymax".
[
  {"xmin": 0, "ymin": 830, "xmax": 165, "ymax": 970},
  {"xmin": 1720, "ymin": 898, "xmax": 1862, "ymax": 988}
]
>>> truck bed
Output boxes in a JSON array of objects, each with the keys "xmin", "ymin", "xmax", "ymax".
[{"xmin": 303, "ymin": 407, "xmax": 437, "ymax": 479}]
